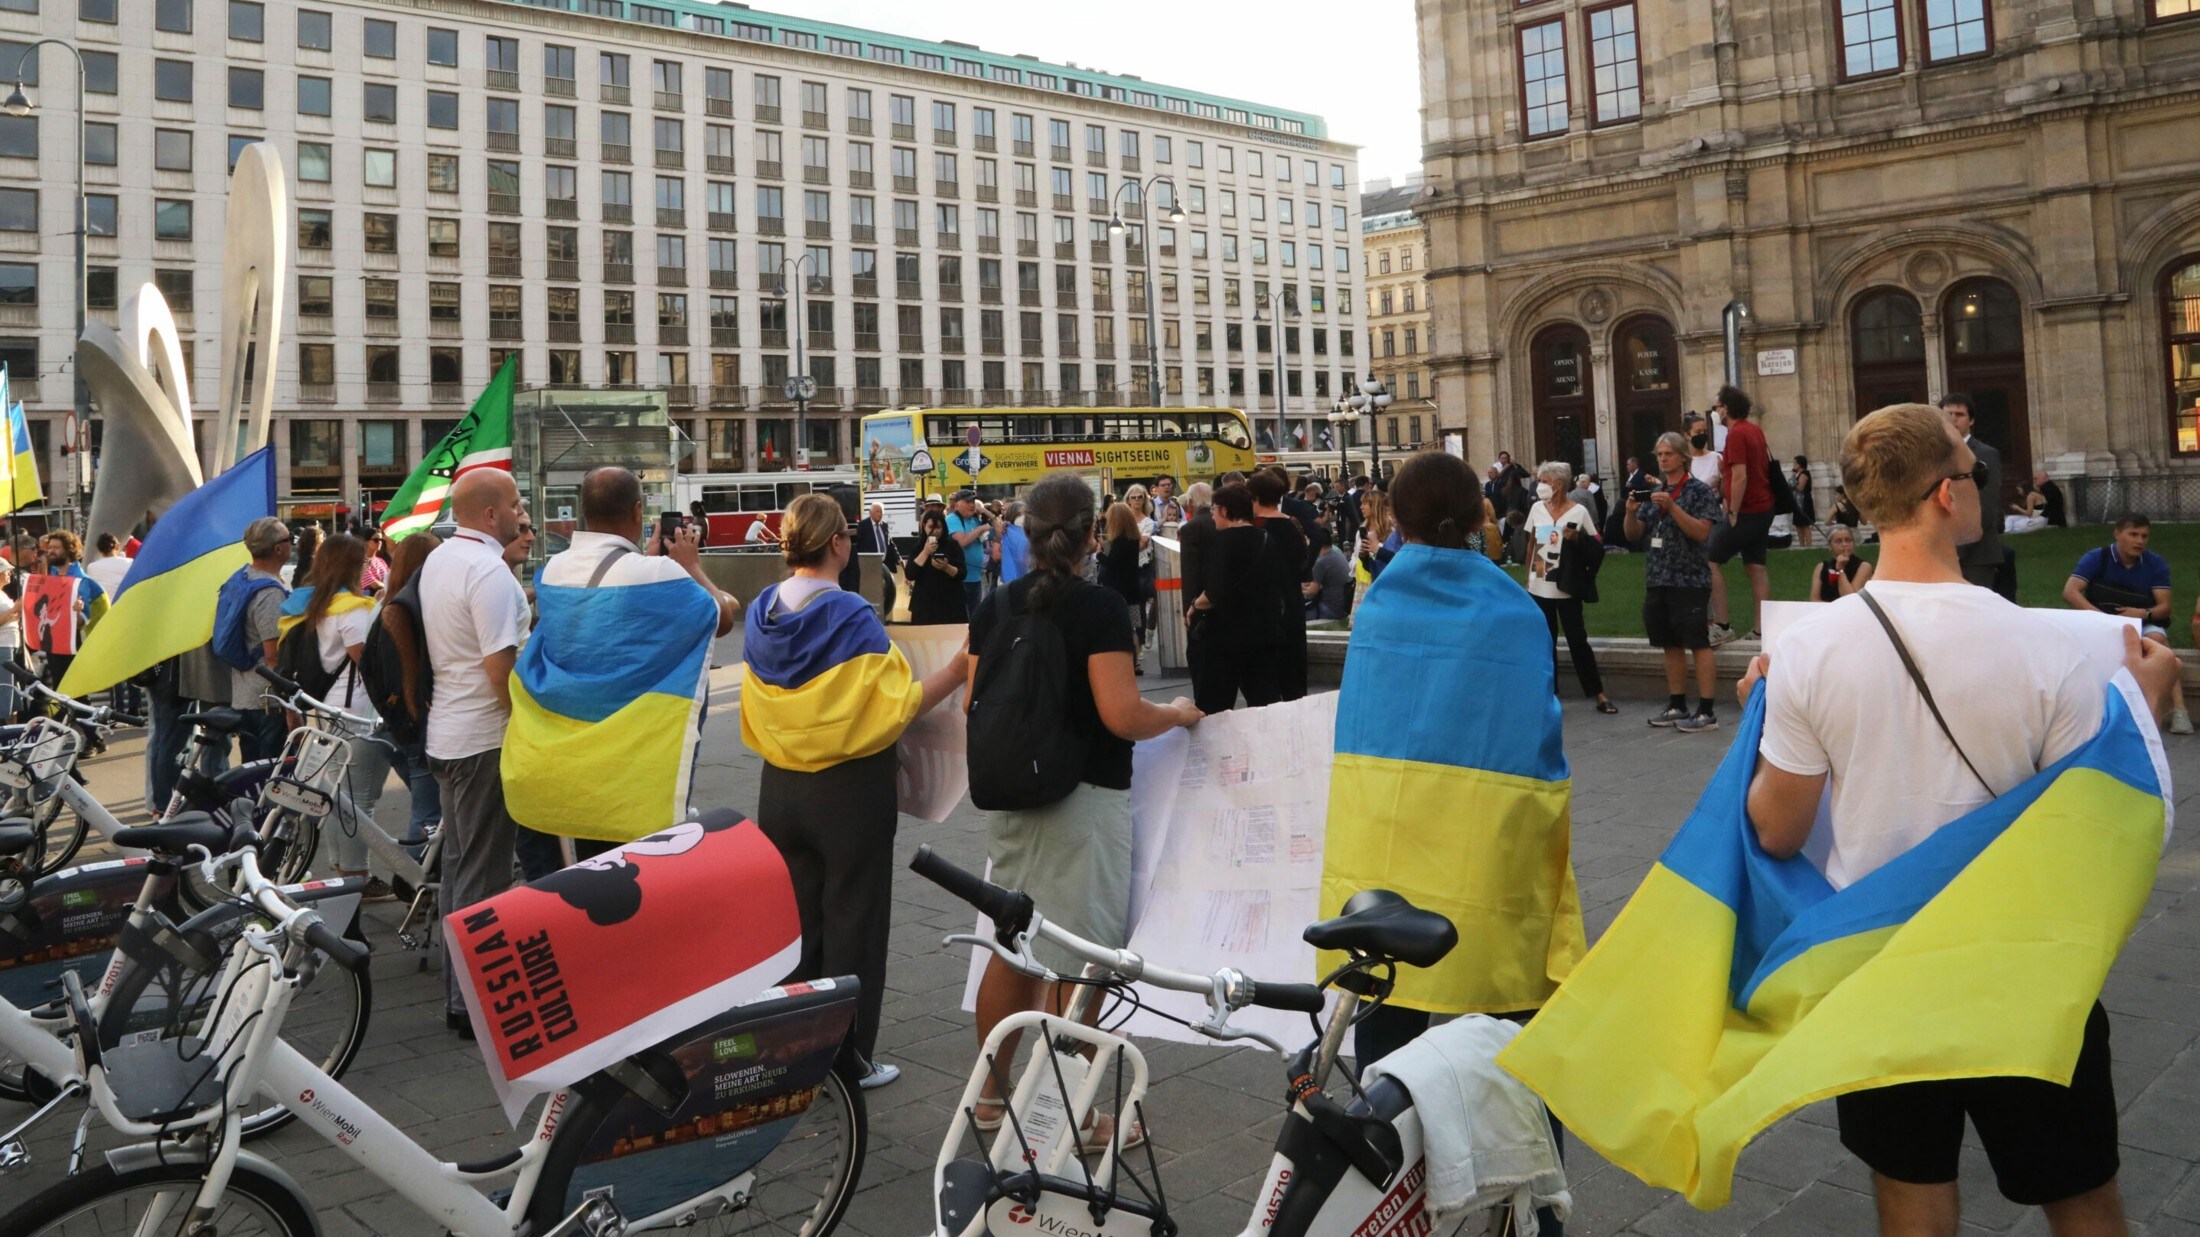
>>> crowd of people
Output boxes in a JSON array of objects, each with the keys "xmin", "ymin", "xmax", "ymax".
[{"xmin": 23, "ymin": 372, "xmax": 2183, "ymax": 1237}]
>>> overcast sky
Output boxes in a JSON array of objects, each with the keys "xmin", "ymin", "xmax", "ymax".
[{"xmin": 768, "ymin": 0, "xmax": 1426, "ymax": 185}]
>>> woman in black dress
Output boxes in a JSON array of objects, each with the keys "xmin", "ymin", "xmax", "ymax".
[
  {"xmin": 1791, "ymin": 455, "xmax": 1817, "ymax": 549},
  {"xmin": 1100, "ymin": 502, "xmax": 1146, "ymax": 674},
  {"xmin": 907, "ymin": 509, "xmax": 967, "ymax": 624}
]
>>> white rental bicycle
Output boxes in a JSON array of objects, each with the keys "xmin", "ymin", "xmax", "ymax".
[
  {"xmin": 908, "ymin": 846, "xmax": 1557, "ymax": 1237},
  {"xmin": 0, "ymin": 821, "xmax": 870, "ymax": 1237}
]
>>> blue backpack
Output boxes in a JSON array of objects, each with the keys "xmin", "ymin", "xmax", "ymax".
[{"xmin": 213, "ymin": 568, "xmax": 285, "ymax": 671}]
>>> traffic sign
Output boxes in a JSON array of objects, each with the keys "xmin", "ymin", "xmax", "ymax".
[
  {"xmin": 966, "ymin": 425, "xmax": 981, "ymax": 449},
  {"xmin": 909, "ymin": 447, "xmax": 935, "ymax": 475},
  {"xmin": 784, "ymin": 375, "xmax": 818, "ymax": 401}
]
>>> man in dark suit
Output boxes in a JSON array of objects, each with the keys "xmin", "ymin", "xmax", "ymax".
[
  {"xmin": 1942, "ymin": 394, "xmax": 2008, "ymax": 596},
  {"xmin": 842, "ymin": 501, "xmax": 902, "ymax": 615},
  {"xmin": 1176, "ymin": 482, "xmax": 1218, "ymax": 698}
]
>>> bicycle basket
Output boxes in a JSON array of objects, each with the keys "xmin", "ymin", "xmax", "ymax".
[
  {"xmin": 259, "ymin": 728, "xmax": 350, "ymax": 820},
  {"xmin": 0, "ymin": 718, "xmax": 83, "ymax": 794}
]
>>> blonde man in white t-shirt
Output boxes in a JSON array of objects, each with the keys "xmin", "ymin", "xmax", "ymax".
[{"xmin": 1740, "ymin": 403, "xmax": 2176, "ymax": 1237}]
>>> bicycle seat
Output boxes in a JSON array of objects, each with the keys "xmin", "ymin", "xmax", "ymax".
[
  {"xmin": 179, "ymin": 708, "xmax": 248, "ymax": 735},
  {"xmin": 1302, "ymin": 890, "xmax": 1458, "ymax": 969},
  {"xmin": 114, "ymin": 811, "xmax": 235, "ymax": 856},
  {"xmin": 0, "ymin": 819, "xmax": 34, "ymax": 855}
]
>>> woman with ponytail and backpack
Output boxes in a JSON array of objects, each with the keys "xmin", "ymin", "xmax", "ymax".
[{"xmin": 962, "ymin": 473, "xmax": 1202, "ymax": 1151}]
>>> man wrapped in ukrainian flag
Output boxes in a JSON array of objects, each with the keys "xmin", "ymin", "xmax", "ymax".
[
  {"xmin": 1502, "ymin": 404, "xmax": 2178, "ymax": 1229},
  {"xmin": 1318, "ymin": 451, "xmax": 1587, "ymax": 1065}
]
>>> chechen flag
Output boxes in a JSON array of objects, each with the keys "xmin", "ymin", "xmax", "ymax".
[
  {"xmin": 444, "ymin": 811, "xmax": 802, "ymax": 1120},
  {"xmin": 382, "ymin": 355, "xmax": 516, "ymax": 541}
]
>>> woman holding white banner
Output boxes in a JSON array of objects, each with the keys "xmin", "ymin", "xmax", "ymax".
[
  {"xmin": 741, "ymin": 493, "xmax": 970, "ymax": 1091},
  {"xmin": 963, "ymin": 473, "xmax": 1202, "ymax": 1152}
]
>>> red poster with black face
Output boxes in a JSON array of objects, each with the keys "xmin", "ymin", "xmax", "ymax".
[
  {"xmin": 443, "ymin": 814, "xmax": 803, "ymax": 1120},
  {"xmin": 23, "ymin": 574, "xmax": 78, "ymax": 655}
]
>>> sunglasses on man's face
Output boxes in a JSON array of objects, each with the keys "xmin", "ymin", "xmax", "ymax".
[{"xmin": 1918, "ymin": 460, "xmax": 1991, "ymax": 502}]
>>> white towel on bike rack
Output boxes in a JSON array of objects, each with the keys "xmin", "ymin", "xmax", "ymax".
[{"xmin": 1360, "ymin": 1015, "xmax": 1571, "ymax": 1234}]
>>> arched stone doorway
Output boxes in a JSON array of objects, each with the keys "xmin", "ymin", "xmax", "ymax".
[
  {"xmin": 1850, "ymin": 288, "xmax": 1929, "ymax": 417},
  {"xmin": 1612, "ymin": 314, "xmax": 1680, "ymax": 472},
  {"xmin": 1530, "ymin": 322, "xmax": 1591, "ymax": 475},
  {"xmin": 1942, "ymin": 277, "xmax": 2031, "ymax": 486}
]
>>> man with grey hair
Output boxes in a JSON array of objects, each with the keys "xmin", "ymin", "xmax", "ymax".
[
  {"xmin": 1624, "ymin": 431, "xmax": 1726, "ymax": 733},
  {"xmin": 847, "ymin": 500, "xmax": 899, "ymax": 611},
  {"xmin": 226, "ymin": 516, "xmax": 293, "ymax": 761}
]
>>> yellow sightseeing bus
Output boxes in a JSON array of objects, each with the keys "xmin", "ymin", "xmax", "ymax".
[{"xmin": 856, "ymin": 406, "xmax": 1257, "ymax": 534}]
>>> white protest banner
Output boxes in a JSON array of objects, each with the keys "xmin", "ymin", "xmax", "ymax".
[
  {"xmin": 891, "ymin": 623, "xmax": 970, "ymax": 822},
  {"xmin": 960, "ymin": 695, "xmax": 1340, "ymax": 1047}
]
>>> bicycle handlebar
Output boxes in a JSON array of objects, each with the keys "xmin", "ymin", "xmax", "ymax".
[
  {"xmin": 252, "ymin": 663, "xmax": 378, "ymax": 735},
  {"xmin": 911, "ymin": 845, "xmax": 1320, "ymax": 1017},
  {"xmin": 6, "ymin": 661, "xmax": 136, "ymax": 727},
  {"xmin": 194, "ymin": 845, "xmax": 372, "ymax": 975}
]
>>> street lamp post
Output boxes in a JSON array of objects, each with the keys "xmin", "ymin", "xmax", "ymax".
[
  {"xmin": 1326, "ymin": 399, "xmax": 1354, "ymax": 480},
  {"xmin": 1347, "ymin": 377, "xmax": 1393, "ymax": 481},
  {"xmin": 1107, "ymin": 175, "xmax": 1184, "ymax": 408},
  {"xmin": 774, "ymin": 254, "xmax": 823, "ymax": 469},
  {"xmin": 1253, "ymin": 290, "xmax": 1299, "ymax": 453},
  {"xmin": 5, "ymin": 41, "xmax": 87, "ymax": 528}
]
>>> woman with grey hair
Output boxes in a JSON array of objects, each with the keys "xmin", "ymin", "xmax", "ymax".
[{"xmin": 1525, "ymin": 459, "xmax": 1616, "ymax": 713}]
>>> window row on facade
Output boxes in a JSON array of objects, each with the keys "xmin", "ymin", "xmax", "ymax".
[
  {"xmin": 116, "ymin": 0, "xmax": 1322, "ymax": 135},
  {"xmin": 1504, "ymin": 0, "xmax": 2124, "ymax": 139}
]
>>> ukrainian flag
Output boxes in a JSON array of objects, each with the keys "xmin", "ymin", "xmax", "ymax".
[
  {"xmin": 1498, "ymin": 680, "xmax": 2167, "ymax": 1210},
  {"xmin": 1320, "ymin": 544, "xmax": 1585, "ymax": 1014},
  {"xmin": 59, "ymin": 446, "xmax": 274, "ymax": 696},
  {"xmin": 504, "ymin": 573, "xmax": 719, "ymax": 843},
  {"xmin": 275, "ymin": 586, "xmax": 373, "ymax": 637},
  {"xmin": 0, "ymin": 387, "xmax": 39, "ymax": 518},
  {"xmin": 739, "ymin": 584, "xmax": 921, "ymax": 773}
]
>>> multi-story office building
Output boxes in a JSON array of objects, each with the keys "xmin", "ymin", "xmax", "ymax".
[
  {"xmin": 1420, "ymin": 0, "xmax": 2200, "ymax": 501},
  {"xmin": 1359, "ymin": 177, "xmax": 1433, "ymax": 452},
  {"xmin": 0, "ymin": 0, "xmax": 1358, "ymax": 510}
]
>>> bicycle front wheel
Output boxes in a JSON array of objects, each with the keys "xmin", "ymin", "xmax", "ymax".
[
  {"xmin": 531, "ymin": 1055, "xmax": 867, "ymax": 1235},
  {"xmin": 0, "ymin": 1156, "xmax": 319, "ymax": 1235}
]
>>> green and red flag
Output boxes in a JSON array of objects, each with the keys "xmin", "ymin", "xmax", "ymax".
[{"xmin": 383, "ymin": 356, "xmax": 516, "ymax": 541}]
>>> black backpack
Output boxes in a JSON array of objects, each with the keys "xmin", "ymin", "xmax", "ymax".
[
  {"xmin": 966, "ymin": 586, "xmax": 1087, "ymax": 812},
  {"xmin": 274, "ymin": 618, "xmax": 342, "ymax": 701},
  {"xmin": 357, "ymin": 575, "xmax": 434, "ymax": 745}
]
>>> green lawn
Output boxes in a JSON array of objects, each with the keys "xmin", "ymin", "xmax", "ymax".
[{"xmin": 1509, "ymin": 524, "xmax": 2195, "ymax": 645}]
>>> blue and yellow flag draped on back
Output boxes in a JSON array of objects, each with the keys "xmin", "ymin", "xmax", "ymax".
[
  {"xmin": 59, "ymin": 446, "xmax": 274, "ymax": 696},
  {"xmin": 740, "ymin": 585, "xmax": 921, "ymax": 772},
  {"xmin": 1321, "ymin": 544, "xmax": 1585, "ymax": 1014},
  {"xmin": 503, "ymin": 574, "xmax": 718, "ymax": 843},
  {"xmin": 1499, "ymin": 683, "xmax": 2166, "ymax": 1210}
]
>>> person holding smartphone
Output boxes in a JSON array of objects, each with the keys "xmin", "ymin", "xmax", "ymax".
[{"xmin": 908, "ymin": 508, "xmax": 968, "ymax": 624}]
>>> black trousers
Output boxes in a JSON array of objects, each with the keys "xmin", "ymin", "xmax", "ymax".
[
  {"xmin": 756, "ymin": 746, "xmax": 899, "ymax": 1064},
  {"xmin": 1534, "ymin": 594, "xmax": 1604, "ymax": 697},
  {"xmin": 1189, "ymin": 625, "xmax": 1281, "ymax": 714}
]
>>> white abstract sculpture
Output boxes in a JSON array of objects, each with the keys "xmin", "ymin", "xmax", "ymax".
[{"xmin": 80, "ymin": 142, "xmax": 286, "ymax": 535}]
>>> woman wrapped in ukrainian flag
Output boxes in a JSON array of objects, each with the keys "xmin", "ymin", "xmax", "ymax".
[
  {"xmin": 740, "ymin": 493, "xmax": 969, "ymax": 1088},
  {"xmin": 1320, "ymin": 451, "xmax": 1587, "ymax": 1065}
]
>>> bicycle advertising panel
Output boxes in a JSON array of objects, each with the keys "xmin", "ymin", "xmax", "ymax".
[
  {"xmin": 445, "ymin": 813, "xmax": 803, "ymax": 1119},
  {"xmin": 0, "ymin": 857, "xmax": 147, "ymax": 1007},
  {"xmin": 552, "ymin": 985, "xmax": 855, "ymax": 1222}
]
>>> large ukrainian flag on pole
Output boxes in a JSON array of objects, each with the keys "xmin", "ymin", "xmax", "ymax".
[
  {"xmin": 1499, "ymin": 680, "xmax": 2167, "ymax": 1210},
  {"xmin": 503, "ymin": 570, "xmax": 719, "ymax": 843},
  {"xmin": 1319, "ymin": 544, "xmax": 1585, "ymax": 1014},
  {"xmin": 59, "ymin": 446, "xmax": 274, "ymax": 696}
]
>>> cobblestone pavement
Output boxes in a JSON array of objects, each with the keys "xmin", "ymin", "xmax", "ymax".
[{"xmin": 28, "ymin": 664, "xmax": 2200, "ymax": 1236}]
